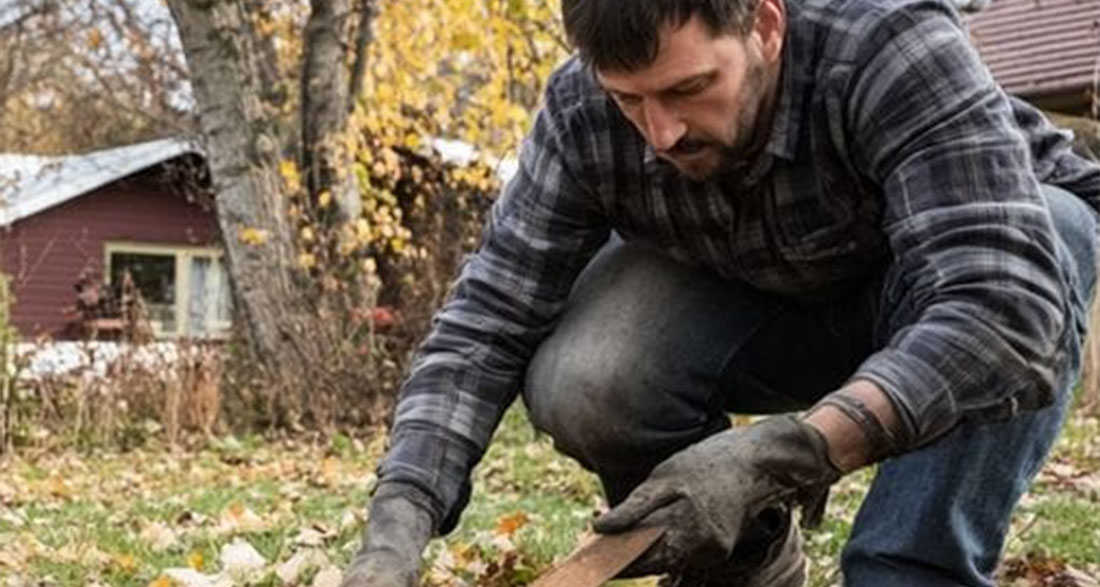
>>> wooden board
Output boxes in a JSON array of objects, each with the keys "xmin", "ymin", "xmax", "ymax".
[{"xmin": 529, "ymin": 526, "xmax": 664, "ymax": 587}]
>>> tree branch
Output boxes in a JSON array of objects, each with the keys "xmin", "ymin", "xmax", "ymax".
[
  {"xmin": 347, "ymin": 0, "xmax": 377, "ymax": 113},
  {"xmin": 300, "ymin": 0, "xmax": 360, "ymax": 221}
]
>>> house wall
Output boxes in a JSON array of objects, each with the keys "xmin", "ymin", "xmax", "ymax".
[{"xmin": 0, "ymin": 164, "xmax": 220, "ymax": 339}]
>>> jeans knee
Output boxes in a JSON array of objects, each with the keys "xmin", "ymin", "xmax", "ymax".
[
  {"xmin": 525, "ymin": 332, "xmax": 649, "ymax": 464},
  {"xmin": 524, "ymin": 326, "xmax": 719, "ymax": 472},
  {"xmin": 1043, "ymin": 184, "xmax": 1098, "ymax": 303}
]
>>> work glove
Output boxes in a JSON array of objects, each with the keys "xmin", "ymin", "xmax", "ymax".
[
  {"xmin": 594, "ymin": 416, "xmax": 841, "ymax": 577},
  {"xmin": 339, "ymin": 482, "xmax": 436, "ymax": 587}
]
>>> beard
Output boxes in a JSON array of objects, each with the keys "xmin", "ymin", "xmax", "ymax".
[{"xmin": 663, "ymin": 59, "xmax": 771, "ymax": 182}]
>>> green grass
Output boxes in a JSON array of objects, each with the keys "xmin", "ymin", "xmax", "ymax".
[{"xmin": 0, "ymin": 404, "xmax": 1096, "ymax": 585}]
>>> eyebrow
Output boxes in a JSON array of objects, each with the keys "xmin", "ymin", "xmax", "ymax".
[
  {"xmin": 600, "ymin": 69, "xmax": 716, "ymax": 98},
  {"xmin": 665, "ymin": 71, "xmax": 715, "ymax": 92}
]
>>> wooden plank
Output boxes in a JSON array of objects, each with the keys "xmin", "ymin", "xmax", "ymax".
[{"xmin": 530, "ymin": 526, "xmax": 664, "ymax": 587}]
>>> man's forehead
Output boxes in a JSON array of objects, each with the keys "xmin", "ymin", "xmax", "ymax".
[{"xmin": 593, "ymin": 21, "xmax": 744, "ymax": 94}]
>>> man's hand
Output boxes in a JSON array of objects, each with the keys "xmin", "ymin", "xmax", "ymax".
[
  {"xmin": 340, "ymin": 483, "xmax": 435, "ymax": 587},
  {"xmin": 593, "ymin": 416, "xmax": 841, "ymax": 577}
]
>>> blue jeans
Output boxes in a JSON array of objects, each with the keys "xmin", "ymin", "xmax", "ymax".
[{"xmin": 522, "ymin": 185, "xmax": 1097, "ymax": 586}]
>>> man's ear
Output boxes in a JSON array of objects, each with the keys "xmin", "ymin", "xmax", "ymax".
[{"xmin": 752, "ymin": 0, "xmax": 786, "ymax": 64}]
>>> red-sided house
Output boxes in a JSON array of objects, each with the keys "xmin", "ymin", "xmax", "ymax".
[
  {"xmin": 966, "ymin": 0, "xmax": 1100, "ymax": 116},
  {"xmin": 0, "ymin": 138, "xmax": 230, "ymax": 340}
]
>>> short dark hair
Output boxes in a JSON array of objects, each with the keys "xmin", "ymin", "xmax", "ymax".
[{"xmin": 562, "ymin": 0, "xmax": 760, "ymax": 72}]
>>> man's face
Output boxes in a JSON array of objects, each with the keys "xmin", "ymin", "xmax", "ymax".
[{"xmin": 596, "ymin": 14, "xmax": 780, "ymax": 181}]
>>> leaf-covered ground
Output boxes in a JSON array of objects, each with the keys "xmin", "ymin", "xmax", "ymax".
[{"xmin": 0, "ymin": 405, "xmax": 1097, "ymax": 586}]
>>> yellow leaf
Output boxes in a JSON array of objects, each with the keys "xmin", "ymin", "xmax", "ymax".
[
  {"xmin": 279, "ymin": 159, "xmax": 302, "ymax": 192},
  {"xmin": 238, "ymin": 227, "xmax": 268, "ymax": 246},
  {"xmin": 298, "ymin": 252, "xmax": 317, "ymax": 270},
  {"xmin": 318, "ymin": 190, "xmax": 332, "ymax": 209},
  {"xmin": 148, "ymin": 577, "xmax": 173, "ymax": 587},
  {"xmin": 113, "ymin": 553, "xmax": 137, "ymax": 573},
  {"xmin": 88, "ymin": 29, "xmax": 104, "ymax": 50},
  {"xmin": 362, "ymin": 257, "xmax": 378, "ymax": 274},
  {"xmin": 494, "ymin": 511, "xmax": 528, "ymax": 537},
  {"xmin": 451, "ymin": 31, "xmax": 481, "ymax": 51},
  {"xmin": 187, "ymin": 550, "xmax": 205, "ymax": 570},
  {"xmin": 228, "ymin": 502, "xmax": 246, "ymax": 518},
  {"xmin": 380, "ymin": 148, "xmax": 400, "ymax": 173},
  {"xmin": 403, "ymin": 133, "xmax": 421, "ymax": 149},
  {"xmin": 47, "ymin": 476, "xmax": 73, "ymax": 499},
  {"xmin": 299, "ymin": 226, "xmax": 315, "ymax": 243}
]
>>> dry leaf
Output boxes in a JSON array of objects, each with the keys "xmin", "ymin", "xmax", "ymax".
[
  {"xmin": 219, "ymin": 539, "xmax": 266, "ymax": 578},
  {"xmin": 160, "ymin": 568, "xmax": 233, "ymax": 587},
  {"xmin": 1064, "ymin": 566, "xmax": 1100, "ymax": 587},
  {"xmin": 310, "ymin": 567, "xmax": 343, "ymax": 587},
  {"xmin": 140, "ymin": 522, "xmax": 179, "ymax": 553},
  {"xmin": 494, "ymin": 511, "xmax": 529, "ymax": 537},
  {"xmin": 215, "ymin": 503, "xmax": 267, "ymax": 534},
  {"xmin": 276, "ymin": 549, "xmax": 329, "ymax": 584},
  {"xmin": 47, "ymin": 476, "xmax": 74, "ymax": 499},
  {"xmin": 187, "ymin": 550, "xmax": 205, "ymax": 571},
  {"xmin": 112, "ymin": 553, "xmax": 138, "ymax": 573},
  {"xmin": 292, "ymin": 525, "xmax": 334, "ymax": 547}
]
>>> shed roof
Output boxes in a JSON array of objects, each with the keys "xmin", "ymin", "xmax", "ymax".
[
  {"xmin": 966, "ymin": 0, "xmax": 1100, "ymax": 100},
  {"xmin": 0, "ymin": 137, "xmax": 200, "ymax": 227}
]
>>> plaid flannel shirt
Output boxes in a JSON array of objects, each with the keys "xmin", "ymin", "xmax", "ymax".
[{"xmin": 379, "ymin": 0, "xmax": 1100, "ymax": 531}]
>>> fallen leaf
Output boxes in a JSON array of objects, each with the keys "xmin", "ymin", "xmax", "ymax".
[
  {"xmin": 1064, "ymin": 566, "xmax": 1100, "ymax": 587},
  {"xmin": 187, "ymin": 550, "xmax": 205, "ymax": 570},
  {"xmin": 140, "ymin": 521, "xmax": 179, "ymax": 552},
  {"xmin": 160, "ymin": 568, "xmax": 233, "ymax": 587},
  {"xmin": 176, "ymin": 510, "xmax": 208, "ymax": 527},
  {"xmin": 0, "ymin": 508, "xmax": 27, "ymax": 528},
  {"xmin": 215, "ymin": 502, "xmax": 267, "ymax": 534},
  {"xmin": 219, "ymin": 539, "xmax": 266, "ymax": 578},
  {"xmin": 56, "ymin": 541, "xmax": 109, "ymax": 568},
  {"xmin": 113, "ymin": 553, "xmax": 138, "ymax": 573},
  {"xmin": 494, "ymin": 511, "xmax": 529, "ymax": 537},
  {"xmin": 47, "ymin": 476, "xmax": 74, "ymax": 499},
  {"xmin": 311, "ymin": 567, "xmax": 343, "ymax": 587},
  {"xmin": 292, "ymin": 525, "xmax": 334, "ymax": 547},
  {"xmin": 276, "ymin": 549, "xmax": 329, "ymax": 584}
]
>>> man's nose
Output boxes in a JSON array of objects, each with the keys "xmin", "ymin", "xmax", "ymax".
[{"xmin": 642, "ymin": 100, "xmax": 686, "ymax": 152}]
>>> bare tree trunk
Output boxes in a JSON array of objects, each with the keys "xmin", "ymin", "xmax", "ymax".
[
  {"xmin": 165, "ymin": 0, "xmax": 354, "ymax": 426},
  {"xmin": 301, "ymin": 0, "xmax": 360, "ymax": 221}
]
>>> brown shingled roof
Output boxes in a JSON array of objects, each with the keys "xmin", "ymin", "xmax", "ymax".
[{"xmin": 967, "ymin": 0, "xmax": 1100, "ymax": 102}]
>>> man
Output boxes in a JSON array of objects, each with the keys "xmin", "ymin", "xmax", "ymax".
[{"xmin": 342, "ymin": 0, "xmax": 1100, "ymax": 585}]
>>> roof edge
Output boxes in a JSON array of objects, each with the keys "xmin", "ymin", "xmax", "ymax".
[{"xmin": 0, "ymin": 137, "xmax": 203, "ymax": 227}]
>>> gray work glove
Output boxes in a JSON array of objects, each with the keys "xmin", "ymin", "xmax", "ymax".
[
  {"xmin": 340, "ymin": 482, "xmax": 436, "ymax": 587},
  {"xmin": 594, "ymin": 416, "xmax": 841, "ymax": 577}
]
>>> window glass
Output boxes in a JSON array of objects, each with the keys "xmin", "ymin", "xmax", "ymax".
[
  {"xmin": 109, "ymin": 251, "xmax": 177, "ymax": 333},
  {"xmin": 187, "ymin": 255, "xmax": 232, "ymax": 337}
]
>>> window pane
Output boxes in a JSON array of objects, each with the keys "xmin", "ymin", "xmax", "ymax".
[
  {"xmin": 109, "ymin": 252, "xmax": 176, "ymax": 332},
  {"xmin": 189, "ymin": 256, "xmax": 210, "ymax": 335},
  {"xmin": 212, "ymin": 258, "xmax": 232, "ymax": 324},
  {"xmin": 188, "ymin": 255, "xmax": 232, "ymax": 336}
]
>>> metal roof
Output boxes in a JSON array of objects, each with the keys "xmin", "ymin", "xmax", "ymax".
[
  {"xmin": 966, "ymin": 0, "xmax": 1100, "ymax": 100},
  {"xmin": 0, "ymin": 137, "xmax": 200, "ymax": 227}
]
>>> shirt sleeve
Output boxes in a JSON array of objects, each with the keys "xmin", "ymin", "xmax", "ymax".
[
  {"xmin": 376, "ymin": 74, "xmax": 611, "ymax": 532},
  {"xmin": 845, "ymin": 2, "xmax": 1074, "ymax": 447}
]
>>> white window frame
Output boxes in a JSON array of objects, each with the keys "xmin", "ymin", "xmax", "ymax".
[{"xmin": 104, "ymin": 242, "xmax": 231, "ymax": 339}]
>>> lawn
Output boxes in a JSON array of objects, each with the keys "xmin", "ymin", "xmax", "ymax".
[{"xmin": 0, "ymin": 405, "xmax": 1096, "ymax": 586}]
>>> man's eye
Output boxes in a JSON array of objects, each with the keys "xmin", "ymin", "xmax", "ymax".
[
  {"xmin": 671, "ymin": 81, "xmax": 707, "ymax": 96},
  {"xmin": 613, "ymin": 93, "xmax": 642, "ymax": 106}
]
